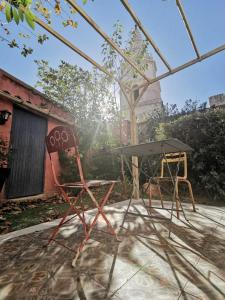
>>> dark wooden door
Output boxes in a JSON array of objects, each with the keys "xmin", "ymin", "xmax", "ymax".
[{"xmin": 6, "ymin": 107, "xmax": 47, "ymax": 198}]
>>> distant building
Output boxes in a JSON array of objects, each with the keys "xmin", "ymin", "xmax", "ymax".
[
  {"xmin": 120, "ymin": 27, "xmax": 163, "ymax": 123},
  {"xmin": 209, "ymin": 94, "xmax": 225, "ymax": 108}
]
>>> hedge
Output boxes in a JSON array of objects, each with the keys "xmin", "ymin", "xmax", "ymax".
[{"xmin": 157, "ymin": 108, "xmax": 225, "ymax": 200}]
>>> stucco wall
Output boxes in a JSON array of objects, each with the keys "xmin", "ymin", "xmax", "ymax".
[
  {"xmin": 0, "ymin": 71, "xmax": 72, "ymax": 121},
  {"xmin": 0, "ymin": 70, "xmax": 73, "ymax": 201},
  {"xmin": 0, "ymin": 98, "xmax": 13, "ymax": 200}
]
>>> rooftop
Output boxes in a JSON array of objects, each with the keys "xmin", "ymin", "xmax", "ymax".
[{"xmin": 0, "ymin": 68, "xmax": 70, "ymax": 113}]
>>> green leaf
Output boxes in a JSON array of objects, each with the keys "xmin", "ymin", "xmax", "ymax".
[
  {"xmin": 18, "ymin": 7, "xmax": 24, "ymax": 21},
  {"xmin": 8, "ymin": 39, "xmax": 19, "ymax": 48},
  {"xmin": 13, "ymin": 8, "xmax": 20, "ymax": 25},
  {"xmin": 5, "ymin": 3, "xmax": 12, "ymax": 22},
  {"xmin": 21, "ymin": 44, "xmax": 33, "ymax": 57},
  {"xmin": 24, "ymin": 9, "xmax": 35, "ymax": 29},
  {"xmin": 82, "ymin": 0, "xmax": 87, "ymax": 4}
]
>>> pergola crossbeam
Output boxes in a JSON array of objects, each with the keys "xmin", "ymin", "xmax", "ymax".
[
  {"xmin": 35, "ymin": 10, "xmax": 225, "ymax": 107},
  {"xmin": 35, "ymin": 2, "xmax": 225, "ymax": 95},
  {"xmin": 120, "ymin": 0, "xmax": 171, "ymax": 71},
  {"xmin": 137, "ymin": 43, "xmax": 225, "ymax": 90},
  {"xmin": 35, "ymin": 17, "xmax": 114, "ymax": 79},
  {"xmin": 65, "ymin": 0, "xmax": 152, "ymax": 84},
  {"xmin": 176, "ymin": 0, "xmax": 200, "ymax": 58}
]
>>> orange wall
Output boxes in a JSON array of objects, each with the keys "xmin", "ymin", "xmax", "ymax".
[
  {"xmin": 0, "ymin": 98, "xmax": 13, "ymax": 200},
  {"xmin": 0, "ymin": 71, "xmax": 73, "ymax": 200}
]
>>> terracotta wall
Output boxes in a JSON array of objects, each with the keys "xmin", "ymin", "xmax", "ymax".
[
  {"xmin": 0, "ymin": 71, "xmax": 72, "ymax": 121},
  {"xmin": 0, "ymin": 98, "xmax": 13, "ymax": 200},
  {"xmin": 0, "ymin": 70, "xmax": 73, "ymax": 200}
]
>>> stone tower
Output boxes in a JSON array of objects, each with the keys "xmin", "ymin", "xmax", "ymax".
[{"xmin": 120, "ymin": 27, "xmax": 163, "ymax": 122}]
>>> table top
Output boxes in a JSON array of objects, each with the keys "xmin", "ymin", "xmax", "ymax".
[{"xmin": 113, "ymin": 138, "xmax": 193, "ymax": 156}]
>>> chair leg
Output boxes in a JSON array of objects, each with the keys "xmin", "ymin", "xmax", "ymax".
[
  {"xmin": 47, "ymin": 188, "xmax": 85, "ymax": 246},
  {"xmin": 72, "ymin": 183, "xmax": 119, "ymax": 267},
  {"xmin": 175, "ymin": 180, "xmax": 180, "ymax": 219},
  {"xmin": 185, "ymin": 180, "xmax": 196, "ymax": 212},
  {"xmin": 157, "ymin": 182, "xmax": 164, "ymax": 208},
  {"xmin": 72, "ymin": 208, "xmax": 103, "ymax": 267},
  {"xmin": 86, "ymin": 184, "xmax": 119, "ymax": 238},
  {"xmin": 148, "ymin": 184, "xmax": 152, "ymax": 214}
]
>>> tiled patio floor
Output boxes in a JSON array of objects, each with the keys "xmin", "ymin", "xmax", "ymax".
[{"xmin": 0, "ymin": 199, "xmax": 225, "ymax": 300}]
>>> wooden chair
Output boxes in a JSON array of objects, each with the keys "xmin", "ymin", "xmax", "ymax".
[
  {"xmin": 146, "ymin": 152, "xmax": 196, "ymax": 218},
  {"xmin": 45, "ymin": 125, "xmax": 119, "ymax": 266}
]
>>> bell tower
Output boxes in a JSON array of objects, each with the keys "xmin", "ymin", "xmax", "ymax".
[{"xmin": 120, "ymin": 27, "xmax": 163, "ymax": 122}]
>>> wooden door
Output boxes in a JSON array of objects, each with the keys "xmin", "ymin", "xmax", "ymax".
[{"xmin": 6, "ymin": 106, "xmax": 47, "ymax": 198}]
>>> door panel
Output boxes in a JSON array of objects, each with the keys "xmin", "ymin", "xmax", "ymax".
[{"xmin": 6, "ymin": 107, "xmax": 47, "ymax": 198}]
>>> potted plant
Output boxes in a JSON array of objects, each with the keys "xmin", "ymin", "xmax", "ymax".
[{"xmin": 0, "ymin": 138, "xmax": 10, "ymax": 193}]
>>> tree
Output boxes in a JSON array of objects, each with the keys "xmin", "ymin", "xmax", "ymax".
[
  {"xmin": 138, "ymin": 99, "xmax": 208, "ymax": 143},
  {"xmin": 35, "ymin": 60, "xmax": 119, "ymax": 153},
  {"xmin": 101, "ymin": 22, "xmax": 154, "ymax": 198},
  {"xmin": 0, "ymin": 0, "xmax": 89, "ymax": 56}
]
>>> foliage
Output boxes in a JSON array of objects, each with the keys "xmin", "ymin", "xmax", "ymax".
[
  {"xmin": 20, "ymin": 43, "xmax": 33, "ymax": 56},
  {"xmin": 158, "ymin": 108, "xmax": 225, "ymax": 200},
  {"xmin": 37, "ymin": 33, "xmax": 48, "ymax": 44},
  {"xmin": 163, "ymin": 99, "xmax": 207, "ymax": 121},
  {"xmin": 89, "ymin": 150, "xmax": 120, "ymax": 180},
  {"xmin": 101, "ymin": 20, "xmax": 123, "ymax": 74},
  {"xmin": 0, "ymin": 137, "xmax": 9, "ymax": 168},
  {"xmin": 58, "ymin": 150, "xmax": 79, "ymax": 183},
  {"xmin": 101, "ymin": 22, "xmax": 150, "ymax": 86},
  {"xmin": 2, "ymin": 202, "xmax": 70, "ymax": 232},
  {"xmin": 1, "ymin": 0, "xmax": 35, "ymax": 28},
  {"xmin": 138, "ymin": 108, "xmax": 162, "ymax": 143},
  {"xmin": 140, "ymin": 99, "xmax": 207, "ymax": 143},
  {"xmin": 0, "ymin": 0, "xmax": 91, "ymax": 56},
  {"xmin": 35, "ymin": 60, "xmax": 120, "ymax": 177},
  {"xmin": 35, "ymin": 60, "xmax": 118, "ymax": 127}
]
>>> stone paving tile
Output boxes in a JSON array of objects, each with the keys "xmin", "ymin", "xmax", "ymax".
[
  {"xmin": 109, "ymin": 264, "xmax": 181, "ymax": 300},
  {"xmin": 0, "ymin": 200, "xmax": 225, "ymax": 299}
]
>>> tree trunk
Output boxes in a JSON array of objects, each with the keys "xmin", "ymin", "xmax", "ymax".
[{"xmin": 130, "ymin": 105, "xmax": 139, "ymax": 199}]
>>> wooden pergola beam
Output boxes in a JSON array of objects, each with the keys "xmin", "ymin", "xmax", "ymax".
[
  {"xmin": 176, "ymin": 0, "xmax": 200, "ymax": 58},
  {"xmin": 137, "ymin": 43, "xmax": 225, "ymax": 90},
  {"xmin": 35, "ymin": 17, "xmax": 135, "ymax": 106},
  {"xmin": 35, "ymin": 5, "xmax": 225, "ymax": 96},
  {"xmin": 120, "ymin": 0, "xmax": 171, "ymax": 71},
  {"xmin": 35, "ymin": 17, "xmax": 114, "ymax": 80},
  {"xmin": 65, "ymin": 0, "xmax": 152, "ymax": 84}
]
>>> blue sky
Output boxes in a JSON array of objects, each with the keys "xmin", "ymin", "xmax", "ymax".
[{"xmin": 0, "ymin": 0, "xmax": 225, "ymax": 107}]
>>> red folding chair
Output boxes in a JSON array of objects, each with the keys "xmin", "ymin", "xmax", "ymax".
[{"xmin": 45, "ymin": 125, "xmax": 119, "ymax": 266}]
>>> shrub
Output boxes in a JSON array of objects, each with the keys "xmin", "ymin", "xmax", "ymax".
[
  {"xmin": 157, "ymin": 108, "xmax": 225, "ymax": 200},
  {"xmin": 85, "ymin": 148, "xmax": 121, "ymax": 180}
]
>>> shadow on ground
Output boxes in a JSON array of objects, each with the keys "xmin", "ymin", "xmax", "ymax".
[{"xmin": 0, "ymin": 199, "xmax": 225, "ymax": 300}]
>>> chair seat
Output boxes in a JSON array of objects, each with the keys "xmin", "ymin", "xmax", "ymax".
[{"xmin": 59, "ymin": 180, "xmax": 119, "ymax": 188}]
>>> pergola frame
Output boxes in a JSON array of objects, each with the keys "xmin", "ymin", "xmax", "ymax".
[{"xmin": 32, "ymin": 0, "xmax": 225, "ymax": 198}]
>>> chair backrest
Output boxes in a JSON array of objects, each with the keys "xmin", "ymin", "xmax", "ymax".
[
  {"xmin": 46, "ymin": 126, "xmax": 77, "ymax": 154},
  {"xmin": 160, "ymin": 152, "xmax": 187, "ymax": 179},
  {"xmin": 46, "ymin": 125, "xmax": 84, "ymax": 185}
]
